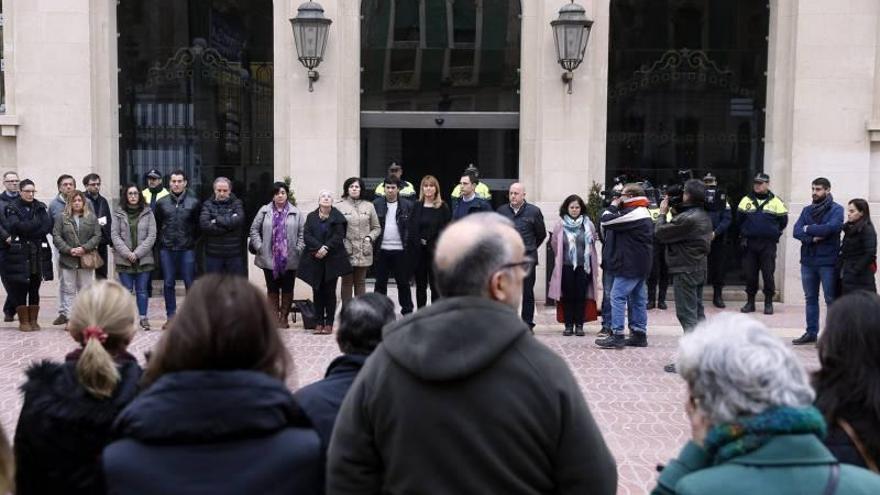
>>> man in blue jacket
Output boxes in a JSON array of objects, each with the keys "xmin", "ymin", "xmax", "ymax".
[{"xmin": 791, "ymin": 177, "xmax": 844, "ymax": 345}]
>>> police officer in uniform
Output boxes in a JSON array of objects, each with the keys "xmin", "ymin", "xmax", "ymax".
[
  {"xmin": 737, "ymin": 172, "xmax": 789, "ymax": 314},
  {"xmin": 703, "ymin": 173, "xmax": 731, "ymax": 308}
]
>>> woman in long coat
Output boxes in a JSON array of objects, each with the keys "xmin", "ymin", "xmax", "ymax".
[
  {"xmin": 548, "ymin": 194, "xmax": 600, "ymax": 337},
  {"xmin": 298, "ymin": 190, "xmax": 352, "ymax": 334},
  {"xmin": 837, "ymin": 198, "xmax": 877, "ymax": 295}
]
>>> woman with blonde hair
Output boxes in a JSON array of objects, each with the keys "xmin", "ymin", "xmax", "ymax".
[
  {"xmin": 14, "ymin": 280, "xmax": 141, "ymax": 494},
  {"xmin": 407, "ymin": 175, "xmax": 451, "ymax": 307},
  {"xmin": 52, "ymin": 189, "xmax": 103, "ymax": 326}
]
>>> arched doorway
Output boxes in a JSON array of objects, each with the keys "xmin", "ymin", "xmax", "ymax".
[
  {"xmin": 606, "ymin": 0, "xmax": 770, "ymax": 284},
  {"xmin": 117, "ymin": 0, "xmax": 274, "ymax": 220},
  {"xmin": 359, "ymin": 0, "xmax": 521, "ymax": 205}
]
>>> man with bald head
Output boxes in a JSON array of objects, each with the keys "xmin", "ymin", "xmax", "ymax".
[
  {"xmin": 498, "ymin": 182, "xmax": 547, "ymax": 329},
  {"xmin": 328, "ymin": 213, "xmax": 617, "ymax": 495}
]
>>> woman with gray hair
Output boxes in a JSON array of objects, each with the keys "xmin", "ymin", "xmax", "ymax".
[{"xmin": 653, "ymin": 313, "xmax": 880, "ymax": 494}]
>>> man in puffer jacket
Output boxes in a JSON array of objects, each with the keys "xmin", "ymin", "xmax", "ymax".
[
  {"xmin": 791, "ymin": 177, "xmax": 844, "ymax": 346},
  {"xmin": 199, "ymin": 177, "xmax": 245, "ymax": 276}
]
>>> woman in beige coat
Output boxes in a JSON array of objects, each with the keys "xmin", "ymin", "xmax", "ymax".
[{"xmin": 335, "ymin": 177, "xmax": 381, "ymax": 304}]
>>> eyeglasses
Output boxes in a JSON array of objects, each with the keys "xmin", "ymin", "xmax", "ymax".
[
  {"xmin": 126, "ymin": 191, "xmax": 141, "ymax": 196},
  {"xmin": 498, "ymin": 256, "xmax": 537, "ymax": 277}
]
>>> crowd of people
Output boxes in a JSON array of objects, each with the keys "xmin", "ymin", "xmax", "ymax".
[{"xmin": 0, "ymin": 210, "xmax": 875, "ymax": 493}]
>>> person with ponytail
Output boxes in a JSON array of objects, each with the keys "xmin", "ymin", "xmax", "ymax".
[{"xmin": 13, "ymin": 280, "xmax": 141, "ymax": 494}]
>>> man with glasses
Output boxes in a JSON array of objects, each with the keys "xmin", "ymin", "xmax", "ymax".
[
  {"xmin": 0, "ymin": 171, "xmax": 20, "ymax": 321},
  {"xmin": 328, "ymin": 212, "xmax": 617, "ymax": 494},
  {"xmin": 497, "ymin": 182, "xmax": 547, "ymax": 330},
  {"xmin": 48, "ymin": 175, "xmax": 76, "ymax": 325},
  {"xmin": 83, "ymin": 173, "xmax": 112, "ymax": 279}
]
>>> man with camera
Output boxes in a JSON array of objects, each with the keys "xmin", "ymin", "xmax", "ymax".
[
  {"xmin": 703, "ymin": 173, "xmax": 732, "ymax": 308},
  {"xmin": 654, "ymin": 179, "xmax": 713, "ymax": 373}
]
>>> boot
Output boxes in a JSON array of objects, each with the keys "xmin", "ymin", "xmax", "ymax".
[
  {"xmin": 712, "ymin": 286, "xmax": 726, "ymax": 309},
  {"xmin": 596, "ymin": 333, "xmax": 625, "ymax": 349},
  {"xmin": 267, "ymin": 291, "xmax": 281, "ymax": 323},
  {"xmin": 647, "ymin": 297, "xmax": 656, "ymax": 310},
  {"xmin": 574, "ymin": 325, "xmax": 585, "ymax": 337},
  {"xmin": 28, "ymin": 306, "xmax": 41, "ymax": 330},
  {"xmin": 625, "ymin": 331, "xmax": 648, "ymax": 348},
  {"xmin": 563, "ymin": 325, "xmax": 574, "ymax": 336},
  {"xmin": 279, "ymin": 293, "xmax": 293, "ymax": 329},
  {"xmin": 741, "ymin": 295, "xmax": 756, "ymax": 313},
  {"xmin": 16, "ymin": 306, "xmax": 33, "ymax": 332},
  {"xmin": 764, "ymin": 300, "xmax": 774, "ymax": 315},
  {"xmin": 657, "ymin": 294, "xmax": 667, "ymax": 310}
]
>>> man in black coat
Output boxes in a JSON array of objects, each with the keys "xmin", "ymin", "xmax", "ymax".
[
  {"xmin": 199, "ymin": 177, "xmax": 245, "ymax": 276},
  {"xmin": 83, "ymin": 173, "xmax": 112, "ymax": 279},
  {"xmin": 497, "ymin": 182, "xmax": 546, "ymax": 329},
  {"xmin": 153, "ymin": 169, "xmax": 201, "ymax": 325},
  {"xmin": 0, "ymin": 171, "xmax": 20, "ymax": 321},
  {"xmin": 372, "ymin": 176, "xmax": 414, "ymax": 315},
  {"xmin": 294, "ymin": 292, "xmax": 393, "ymax": 452},
  {"xmin": 327, "ymin": 212, "xmax": 617, "ymax": 495}
]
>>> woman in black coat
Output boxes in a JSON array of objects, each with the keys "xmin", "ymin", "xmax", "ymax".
[
  {"xmin": 298, "ymin": 190, "xmax": 352, "ymax": 334},
  {"xmin": 15, "ymin": 281, "xmax": 142, "ymax": 495},
  {"xmin": 103, "ymin": 275, "xmax": 322, "ymax": 495},
  {"xmin": 3, "ymin": 179, "xmax": 53, "ymax": 331},
  {"xmin": 838, "ymin": 198, "xmax": 877, "ymax": 296},
  {"xmin": 407, "ymin": 175, "xmax": 451, "ymax": 308}
]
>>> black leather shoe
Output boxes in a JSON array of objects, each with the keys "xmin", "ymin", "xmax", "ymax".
[
  {"xmin": 597, "ymin": 327, "xmax": 612, "ymax": 337},
  {"xmin": 741, "ymin": 300, "xmax": 756, "ymax": 313},
  {"xmin": 574, "ymin": 325, "xmax": 585, "ymax": 337},
  {"xmin": 657, "ymin": 301, "xmax": 668, "ymax": 310},
  {"xmin": 596, "ymin": 334, "xmax": 625, "ymax": 349},
  {"xmin": 647, "ymin": 300, "xmax": 656, "ymax": 310},
  {"xmin": 563, "ymin": 325, "xmax": 574, "ymax": 336},
  {"xmin": 792, "ymin": 332, "xmax": 817, "ymax": 345},
  {"xmin": 764, "ymin": 301, "xmax": 774, "ymax": 315},
  {"xmin": 625, "ymin": 332, "xmax": 648, "ymax": 347},
  {"xmin": 3, "ymin": 313, "xmax": 13, "ymax": 322},
  {"xmin": 712, "ymin": 287, "xmax": 726, "ymax": 308}
]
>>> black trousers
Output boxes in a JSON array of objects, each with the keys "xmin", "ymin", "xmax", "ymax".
[
  {"xmin": 9, "ymin": 279, "xmax": 41, "ymax": 307},
  {"xmin": 561, "ymin": 265, "xmax": 588, "ymax": 326},
  {"xmin": 263, "ymin": 269, "xmax": 296, "ymax": 294},
  {"xmin": 95, "ymin": 243, "xmax": 109, "ymax": 279},
  {"xmin": 414, "ymin": 244, "xmax": 439, "ymax": 308},
  {"xmin": 742, "ymin": 238, "xmax": 777, "ymax": 298},
  {"xmin": 521, "ymin": 249, "xmax": 538, "ymax": 326},
  {"xmin": 707, "ymin": 236, "xmax": 726, "ymax": 289},
  {"xmin": 313, "ymin": 276, "xmax": 338, "ymax": 325},
  {"xmin": 647, "ymin": 242, "xmax": 669, "ymax": 302},
  {"xmin": 374, "ymin": 249, "xmax": 414, "ymax": 314},
  {"xmin": 0, "ymin": 250, "xmax": 14, "ymax": 316}
]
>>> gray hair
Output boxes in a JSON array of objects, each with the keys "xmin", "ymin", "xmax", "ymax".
[
  {"xmin": 677, "ymin": 313, "xmax": 815, "ymax": 424},
  {"xmin": 213, "ymin": 177, "xmax": 232, "ymax": 190},
  {"xmin": 434, "ymin": 212, "xmax": 516, "ymax": 298}
]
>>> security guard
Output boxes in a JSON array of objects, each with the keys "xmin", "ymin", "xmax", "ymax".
[
  {"xmin": 142, "ymin": 169, "xmax": 170, "ymax": 209},
  {"xmin": 703, "ymin": 173, "xmax": 731, "ymax": 308},
  {"xmin": 374, "ymin": 162, "xmax": 416, "ymax": 199},
  {"xmin": 737, "ymin": 172, "xmax": 788, "ymax": 314}
]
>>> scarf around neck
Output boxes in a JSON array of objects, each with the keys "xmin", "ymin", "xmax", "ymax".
[
  {"xmin": 562, "ymin": 215, "xmax": 592, "ymax": 271},
  {"xmin": 811, "ymin": 194, "xmax": 833, "ymax": 223},
  {"xmin": 272, "ymin": 202, "xmax": 290, "ymax": 279},
  {"xmin": 703, "ymin": 406, "xmax": 826, "ymax": 465},
  {"xmin": 622, "ymin": 196, "xmax": 651, "ymax": 209}
]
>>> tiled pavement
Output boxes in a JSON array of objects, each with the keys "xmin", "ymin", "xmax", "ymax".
[{"xmin": 0, "ymin": 282, "xmax": 821, "ymax": 494}]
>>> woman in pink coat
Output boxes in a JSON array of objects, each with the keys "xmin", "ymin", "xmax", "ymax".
[{"xmin": 548, "ymin": 194, "xmax": 600, "ymax": 336}]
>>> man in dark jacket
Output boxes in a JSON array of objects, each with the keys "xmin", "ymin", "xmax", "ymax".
[
  {"xmin": 327, "ymin": 213, "xmax": 617, "ymax": 495},
  {"xmin": 451, "ymin": 171, "xmax": 491, "ymax": 220},
  {"xmin": 497, "ymin": 182, "xmax": 546, "ymax": 329},
  {"xmin": 791, "ymin": 177, "xmax": 844, "ymax": 345},
  {"xmin": 199, "ymin": 177, "xmax": 245, "ymax": 276},
  {"xmin": 154, "ymin": 169, "xmax": 201, "ymax": 324},
  {"xmin": 737, "ymin": 173, "xmax": 789, "ymax": 314},
  {"xmin": 83, "ymin": 173, "xmax": 112, "ymax": 279},
  {"xmin": 597, "ymin": 183, "xmax": 654, "ymax": 349},
  {"xmin": 294, "ymin": 293, "xmax": 393, "ymax": 452},
  {"xmin": 654, "ymin": 180, "xmax": 713, "ymax": 372},
  {"xmin": 373, "ymin": 176, "xmax": 414, "ymax": 315},
  {"xmin": 0, "ymin": 171, "xmax": 20, "ymax": 321},
  {"xmin": 703, "ymin": 173, "xmax": 731, "ymax": 308}
]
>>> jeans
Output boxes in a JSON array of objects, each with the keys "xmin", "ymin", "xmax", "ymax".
[
  {"xmin": 119, "ymin": 271, "xmax": 151, "ymax": 317},
  {"xmin": 672, "ymin": 270, "xmax": 706, "ymax": 333},
  {"xmin": 601, "ymin": 270, "xmax": 635, "ymax": 330},
  {"xmin": 521, "ymin": 250, "xmax": 538, "ymax": 326},
  {"xmin": 802, "ymin": 264, "xmax": 837, "ymax": 336},
  {"xmin": 204, "ymin": 256, "xmax": 246, "ymax": 276},
  {"xmin": 374, "ymin": 249, "xmax": 414, "ymax": 314},
  {"xmin": 59, "ymin": 268, "xmax": 95, "ymax": 316},
  {"xmin": 159, "ymin": 249, "xmax": 195, "ymax": 317},
  {"xmin": 610, "ymin": 276, "xmax": 648, "ymax": 335}
]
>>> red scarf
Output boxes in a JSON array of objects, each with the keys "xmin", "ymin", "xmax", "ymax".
[{"xmin": 622, "ymin": 196, "xmax": 650, "ymax": 208}]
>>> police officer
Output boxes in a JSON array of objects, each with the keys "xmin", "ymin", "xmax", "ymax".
[
  {"xmin": 737, "ymin": 173, "xmax": 789, "ymax": 314},
  {"xmin": 703, "ymin": 173, "xmax": 731, "ymax": 308}
]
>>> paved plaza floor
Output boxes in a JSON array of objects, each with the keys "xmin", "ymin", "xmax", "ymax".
[{"xmin": 0, "ymin": 282, "xmax": 821, "ymax": 494}]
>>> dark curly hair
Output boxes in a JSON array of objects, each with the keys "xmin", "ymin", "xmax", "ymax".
[{"xmin": 559, "ymin": 194, "xmax": 587, "ymax": 219}]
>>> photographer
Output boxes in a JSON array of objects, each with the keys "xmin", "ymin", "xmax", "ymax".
[{"xmin": 654, "ymin": 179, "xmax": 713, "ymax": 373}]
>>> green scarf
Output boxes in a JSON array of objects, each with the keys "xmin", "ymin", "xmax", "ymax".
[{"xmin": 704, "ymin": 406, "xmax": 826, "ymax": 464}]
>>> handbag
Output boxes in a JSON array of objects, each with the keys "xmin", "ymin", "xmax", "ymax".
[
  {"xmin": 292, "ymin": 299, "xmax": 317, "ymax": 330},
  {"xmin": 556, "ymin": 299, "xmax": 598, "ymax": 323},
  {"xmin": 71, "ymin": 220, "xmax": 105, "ymax": 270}
]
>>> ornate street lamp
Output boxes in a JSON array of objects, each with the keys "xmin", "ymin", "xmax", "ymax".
[
  {"xmin": 289, "ymin": 1, "xmax": 333, "ymax": 92},
  {"xmin": 550, "ymin": 1, "xmax": 593, "ymax": 94}
]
